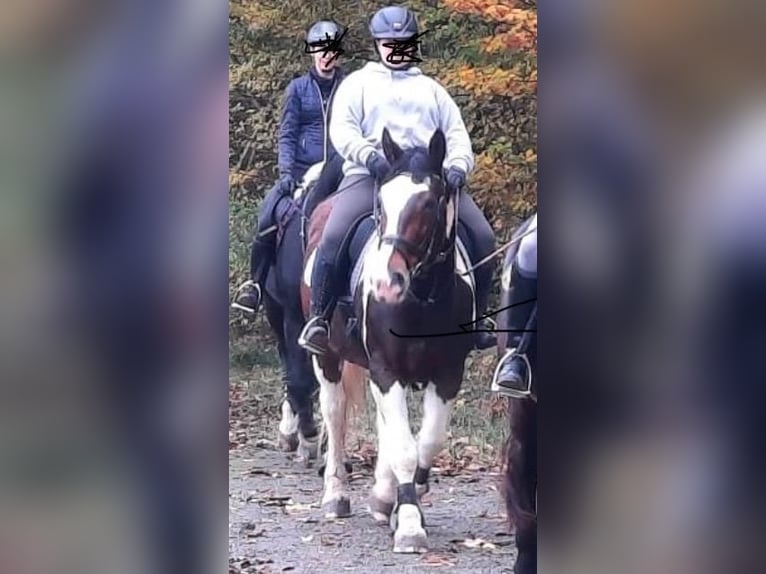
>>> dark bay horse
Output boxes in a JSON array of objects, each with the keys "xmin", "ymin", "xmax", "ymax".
[
  {"xmin": 260, "ymin": 157, "xmax": 343, "ymax": 461},
  {"xmin": 493, "ymin": 214, "xmax": 537, "ymax": 574},
  {"xmin": 300, "ymin": 128, "xmax": 481, "ymax": 553}
]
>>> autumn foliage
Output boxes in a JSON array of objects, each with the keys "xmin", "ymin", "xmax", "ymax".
[{"xmin": 229, "ymin": 0, "xmax": 537, "ymax": 333}]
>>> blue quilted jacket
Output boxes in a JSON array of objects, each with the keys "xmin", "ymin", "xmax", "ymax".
[{"xmin": 277, "ymin": 68, "xmax": 345, "ymax": 180}]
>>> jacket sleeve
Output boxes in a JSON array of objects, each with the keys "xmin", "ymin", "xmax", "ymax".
[
  {"xmin": 434, "ymin": 81, "xmax": 475, "ymax": 174},
  {"xmin": 277, "ymin": 80, "xmax": 301, "ymax": 175},
  {"xmin": 329, "ymin": 73, "xmax": 377, "ymax": 167}
]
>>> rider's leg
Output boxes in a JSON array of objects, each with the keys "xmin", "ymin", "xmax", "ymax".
[
  {"xmin": 233, "ymin": 181, "xmax": 283, "ymax": 314},
  {"xmin": 457, "ymin": 191, "xmax": 498, "ymax": 349},
  {"xmin": 498, "ymin": 227, "xmax": 537, "ymax": 390},
  {"xmin": 299, "ymin": 175, "xmax": 375, "ymax": 355}
]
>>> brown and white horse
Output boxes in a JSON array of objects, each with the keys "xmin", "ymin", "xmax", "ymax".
[{"xmin": 300, "ymin": 128, "xmax": 481, "ymax": 553}]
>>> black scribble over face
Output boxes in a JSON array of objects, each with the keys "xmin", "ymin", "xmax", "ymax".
[
  {"xmin": 377, "ymin": 31, "xmax": 429, "ymax": 66},
  {"xmin": 304, "ymin": 27, "xmax": 348, "ymax": 66}
]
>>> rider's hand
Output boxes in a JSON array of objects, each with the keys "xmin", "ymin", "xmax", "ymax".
[
  {"xmin": 446, "ymin": 166, "xmax": 466, "ymax": 191},
  {"xmin": 277, "ymin": 173, "xmax": 296, "ymax": 195},
  {"xmin": 366, "ymin": 152, "xmax": 392, "ymax": 182}
]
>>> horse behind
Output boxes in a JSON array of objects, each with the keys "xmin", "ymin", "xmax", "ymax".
[{"xmin": 301, "ymin": 128, "xmax": 482, "ymax": 553}]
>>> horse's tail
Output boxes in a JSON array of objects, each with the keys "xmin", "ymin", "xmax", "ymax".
[
  {"xmin": 503, "ymin": 398, "xmax": 537, "ymax": 536},
  {"xmin": 341, "ymin": 362, "xmax": 367, "ymax": 418}
]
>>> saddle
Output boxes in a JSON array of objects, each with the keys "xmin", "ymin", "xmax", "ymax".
[{"xmin": 271, "ymin": 155, "xmax": 346, "ymax": 250}]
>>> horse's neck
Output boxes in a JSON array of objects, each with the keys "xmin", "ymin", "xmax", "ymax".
[{"xmin": 409, "ymin": 250, "xmax": 457, "ymax": 302}]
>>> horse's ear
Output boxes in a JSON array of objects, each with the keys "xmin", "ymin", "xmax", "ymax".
[
  {"xmin": 381, "ymin": 127, "xmax": 403, "ymax": 164},
  {"xmin": 428, "ymin": 129, "xmax": 446, "ymax": 174}
]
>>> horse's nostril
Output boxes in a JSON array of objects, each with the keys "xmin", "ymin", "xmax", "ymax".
[{"xmin": 391, "ymin": 272, "xmax": 406, "ymax": 288}]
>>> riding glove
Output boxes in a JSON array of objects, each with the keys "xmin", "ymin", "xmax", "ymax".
[
  {"xmin": 277, "ymin": 173, "xmax": 296, "ymax": 195},
  {"xmin": 366, "ymin": 152, "xmax": 392, "ymax": 182},
  {"xmin": 446, "ymin": 166, "xmax": 466, "ymax": 191}
]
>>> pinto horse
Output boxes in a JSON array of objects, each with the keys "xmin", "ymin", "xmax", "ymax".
[
  {"xmin": 301, "ymin": 128, "xmax": 480, "ymax": 553},
  {"xmin": 493, "ymin": 214, "xmax": 537, "ymax": 574}
]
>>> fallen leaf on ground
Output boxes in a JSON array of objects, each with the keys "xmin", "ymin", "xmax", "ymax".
[
  {"xmin": 455, "ymin": 537, "xmax": 497, "ymax": 550},
  {"xmin": 421, "ymin": 552, "xmax": 458, "ymax": 567},
  {"xmin": 285, "ymin": 502, "xmax": 317, "ymax": 513}
]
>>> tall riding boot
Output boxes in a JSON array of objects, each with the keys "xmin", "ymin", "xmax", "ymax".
[
  {"xmin": 298, "ymin": 253, "xmax": 337, "ymax": 355},
  {"xmin": 473, "ymin": 263, "xmax": 498, "ymax": 350},
  {"xmin": 497, "ymin": 267, "xmax": 537, "ymax": 391}
]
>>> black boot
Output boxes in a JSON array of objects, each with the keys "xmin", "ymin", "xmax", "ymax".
[
  {"xmin": 233, "ymin": 232, "xmax": 273, "ymax": 315},
  {"xmin": 497, "ymin": 354, "xmax": 530, "ymax": 392},
  {"xmin": 473, "ymin": 265, "xmax": 498, "ymax": 350},
  {"xmin": 495, "ymin": 266, "xmax": 537, "ymax": 392},
  {"xmin": 298, "ymin": 254, "xmax": 337, "ymax": 355}
]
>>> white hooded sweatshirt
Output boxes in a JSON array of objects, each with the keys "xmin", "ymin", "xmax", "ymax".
[{"xmin": 329, "ymin": 62, "xmax": 474, "ymax": 177}]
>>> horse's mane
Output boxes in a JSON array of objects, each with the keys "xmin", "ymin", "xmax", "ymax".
[{"xmin": 388, "ymin": 147, "xmax": 440, "ymax": 185}]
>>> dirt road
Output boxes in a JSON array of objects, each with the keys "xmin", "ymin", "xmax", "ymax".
[{"xmin": 229, "ymin": 350, "xmax": 515, "ymax": 574}]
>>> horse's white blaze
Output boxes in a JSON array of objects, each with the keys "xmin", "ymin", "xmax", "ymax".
[
  {"xmin": 417, "ymin": 384, "xmax": 453, "ymax": 470},
  {"xmin": 313, "ymin": 356, "xmax": 348, "ymax": 506},
  {"xmin": 278, "ymin": 399, "xmax": 298, "ymax": 436}
]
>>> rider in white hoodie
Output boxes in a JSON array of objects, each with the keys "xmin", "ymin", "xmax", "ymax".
[{"xmin": 299, "ymin": 5, "xmax": 497, "ymax": 356}]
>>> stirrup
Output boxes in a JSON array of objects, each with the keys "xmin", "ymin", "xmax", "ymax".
[
  {"xmin": 491, "ymin": 347, "xmax": 534, "ymax": 400},
  {"xmin": 231, "ymin": 280, "xmax": 261, "ymax": 314},
  {"xmin": 297, "ymin": 316, "xmax": 330, "ymax": 355}
]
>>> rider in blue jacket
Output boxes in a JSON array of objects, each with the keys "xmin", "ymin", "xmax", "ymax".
[{"xmin": 234, "ymin": 20, "xmax": 346, "ymax": 314}]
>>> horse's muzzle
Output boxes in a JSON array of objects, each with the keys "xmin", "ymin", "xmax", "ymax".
[{"xmin": 372, "ymin": 271, "xmax": 407, "ymax": 304}]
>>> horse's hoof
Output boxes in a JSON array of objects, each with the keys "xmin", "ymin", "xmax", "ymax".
[
  {"xmin": 393, "ymin": 529, "xmax": 428, "ymax": 553},
  {"xmin": 297, "ymin": 435, "xmax": 319, "ymax": 465},
  {"xmin": 368, "ymin": 494, "xmax": 394, "ymax": 524},
  {"xmin": 322, "ymin": 497, "xmax": 351, "ymax": 519},
  {"xmin": 415, "ymin": 481, "xmax": 430, "ymax": 498},
  {"xmin": 277, "ymin": 431, "xmax": 299, "ymax": 452}
]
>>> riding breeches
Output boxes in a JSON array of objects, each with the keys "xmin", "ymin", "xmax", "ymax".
[
  {"xmin": 458, "ymin": 190, "xmax": 497, "ymax": 313},
  {"xmin": 516, "ymin": 214, "xmax": 537, "ymax": 278},
  {"xmin": 316, "ymin": 174, "xmax": 376, "ymax": 266}
]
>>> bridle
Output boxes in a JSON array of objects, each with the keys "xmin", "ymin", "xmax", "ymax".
[{"xmin": 373, "ymin": 171, "xmax": 456, "ymax": 282}]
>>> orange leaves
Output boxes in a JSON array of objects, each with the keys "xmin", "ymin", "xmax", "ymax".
[
  {"xmin": 444, "ymin": 0, "xmax": 537, "ymax": 55},
  {"xmin": 444, "ymin": 0, "xmax": 537, "ymax": 25},
  {"xmin": 442, "ymin": 65, "xmax": 534, "ymax": 97}
]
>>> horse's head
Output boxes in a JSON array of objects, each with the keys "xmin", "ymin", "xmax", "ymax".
[{"xmin": 368, "ymin": 128, "xmax": 457, "ymax": 304}]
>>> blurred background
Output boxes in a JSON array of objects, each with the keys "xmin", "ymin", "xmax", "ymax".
[{"xmin": 0, "ymin": 1, "xmax": 227, "ymax": 573}]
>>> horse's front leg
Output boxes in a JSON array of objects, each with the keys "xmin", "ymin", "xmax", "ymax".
[
  {"xmin": 313, "ymin": 356, "xmax": 351, "ymax": 518},
  {"xmin": 415, "ymin": 383, "xmax": 454, "ymax": 497},
  {"xmin": 370, "ymin": 380, "xmax": 427, "ymax": 553},
  {"xmin": 369, "ymin": 393, "xmax": 396, "ymax": 524}
]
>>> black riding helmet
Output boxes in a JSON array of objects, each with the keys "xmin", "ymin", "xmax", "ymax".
[
  {"xmin": 369, "ymin": 6, "xmax": 419, "ymax": 39},
  {"xmin": 307, "ymin": 20, "xmax": 342, "ymax": 45}
]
